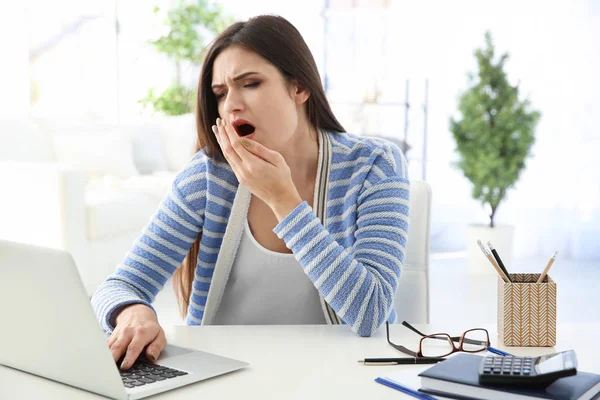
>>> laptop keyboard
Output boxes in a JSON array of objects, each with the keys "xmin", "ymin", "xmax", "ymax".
[{"xmin": 119, "ymin": 361, "xmax": 188, "ymax": 389}]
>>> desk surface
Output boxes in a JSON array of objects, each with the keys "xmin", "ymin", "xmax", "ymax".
[{"xmin": 2, "ymin": 323, "xmax": 599, "ymax": 399}]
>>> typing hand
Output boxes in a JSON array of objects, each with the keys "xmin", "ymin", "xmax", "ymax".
[{"xmin": 107, "ymin": 304, "xmax": 167, "ymax": 370}]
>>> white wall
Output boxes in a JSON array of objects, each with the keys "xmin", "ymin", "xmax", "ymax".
[
  {"xmin": 372, "ymin": 0, "xmax": 599, "ymax": 259},
  {"xmin": 0, "ymin": 3, "xmax": 29, "ymax": 118}
]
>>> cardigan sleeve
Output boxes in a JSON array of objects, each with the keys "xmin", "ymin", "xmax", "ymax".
[
  {"xmin": 273, "ymin": 145, "xmax": 409, "ymax": 337},
  {"xmin": 91, "ymin": 153, "xmax": 209, "ymax": 333}
]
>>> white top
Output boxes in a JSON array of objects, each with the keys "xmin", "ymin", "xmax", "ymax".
[{"xmin": 211, "ymin": 219, "xmax": 326, "ymax": 325}]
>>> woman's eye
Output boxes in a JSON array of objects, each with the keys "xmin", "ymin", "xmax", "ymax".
[{"xmin": 215, "ymin": 82, "xmax": 259, "ymax": 101}]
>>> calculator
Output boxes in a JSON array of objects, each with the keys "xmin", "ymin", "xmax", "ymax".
[{"xmin": 478, "ymin": 350, "xmax": 578, "ymax": 387}]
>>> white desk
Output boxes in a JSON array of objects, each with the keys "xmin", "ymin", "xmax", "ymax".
[{"xmin": 1, "ymin": 323, "xmax": 599, "ymax": 399}]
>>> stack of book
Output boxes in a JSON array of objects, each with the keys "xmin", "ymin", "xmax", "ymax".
[{"xmin": 379, "ymin": 354, "xmax": 600, "ymax": 400}]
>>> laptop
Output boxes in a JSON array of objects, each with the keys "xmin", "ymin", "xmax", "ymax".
[{"xmin": 0, "ymin": 239, "xmax": 248, "ymax": 399}]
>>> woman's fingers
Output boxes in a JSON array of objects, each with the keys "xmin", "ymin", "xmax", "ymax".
[
  {"xmin": 108, "ymin": 325, "xmax": 160, "ymax": 370},
  {"xmin": 222, "ymin": 120, "xmax": 254, "ymax": 163},
  {"xmin": 239, "ymin": 138, "xmax": 281, "ymax": 166},
  {"xmin": 215, "ymin": 119, "xmax": 242, "ymax": 167},
  {"xmin": 145, "ymin": 328, "xmax": 167, "ymax": 363},
  {"xmin": 107, "ymin": 330, "xmax": 118, "ymax": 348},
  {"xmin": 117, "ymin": 326, "xmax": 159, "ymax": 370},
  {"xmin": 109, "ymin": 327, "xmax": 133, "ymax": 365}
]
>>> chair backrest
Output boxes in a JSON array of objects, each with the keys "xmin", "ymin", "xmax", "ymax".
[{"xmin": 394, "ymin": 180, "xmax": 432, "ymax": 324}]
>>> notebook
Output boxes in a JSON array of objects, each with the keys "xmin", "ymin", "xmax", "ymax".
[{"xmin": 417, "ymin": 353, "xmax": 600, "ymax": 400}]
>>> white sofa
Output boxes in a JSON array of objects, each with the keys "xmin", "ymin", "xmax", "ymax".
[{"xmin": 0, "ymin": 114, "xmax": 197, "ymax": 295}]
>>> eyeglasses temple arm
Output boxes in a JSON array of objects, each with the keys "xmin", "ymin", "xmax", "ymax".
[
  {"xmin": 393, "ymin": 345, "xmax": 419, "ymax": 357},
  {"xmin": 387, "ymin": 322, "xmax": 420, "ymax": 357},
  {"xmin": 402, "ymin": 321, "xmax": 428, "ymax": 337}
]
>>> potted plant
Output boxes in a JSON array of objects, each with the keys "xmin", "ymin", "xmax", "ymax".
[
  {"xmin": 140, "ymin": 0, "xmax": 232, "ymax": 116},
  {"xmin": 449, "ymin": 32, "xmax": 541, "ymax": 274}
]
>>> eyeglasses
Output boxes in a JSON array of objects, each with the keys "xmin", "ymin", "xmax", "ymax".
[{"xmin": 385, "ymin": 321, "xmax": 492, "ymax": 358}]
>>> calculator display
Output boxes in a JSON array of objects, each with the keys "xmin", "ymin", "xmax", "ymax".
[{"xmin": 535, "ymin": 352, "xmax": 576, "ymax": 374}]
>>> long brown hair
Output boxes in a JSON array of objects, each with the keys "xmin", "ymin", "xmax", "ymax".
[{"xmin": 173, "ymin": 15, "xmax": 345, "ymax": 319}]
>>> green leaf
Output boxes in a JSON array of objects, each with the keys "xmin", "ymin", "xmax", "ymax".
[
  {"xmin": 139, "ymin": 83, "xmax": 196, "ymax": 116},
  {"xmin": 142, "ymin": 1, "xmax": 233, "ymax": 116}
]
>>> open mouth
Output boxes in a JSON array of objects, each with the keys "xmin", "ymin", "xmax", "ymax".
[{"xmin": 232, "ymin": 120, "xmax": 256, "ymax": 137}]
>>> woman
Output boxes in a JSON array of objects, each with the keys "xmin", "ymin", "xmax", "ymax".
[{"xmin": 92, "ymin": 15, "xmax": 409, "ymax": 371}]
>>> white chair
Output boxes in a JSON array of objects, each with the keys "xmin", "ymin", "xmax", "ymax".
[{"xmin": 394, "ymin": 180, "xmax": 432, "ymax": 324}]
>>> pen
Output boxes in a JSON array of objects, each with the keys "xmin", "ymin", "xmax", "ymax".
[
  {"xmin": 487, "ymin": 240, "xmax": 513, "ymax": 283},
  {"xmin": 536, "ymin": 251, "xmax": 558, "ymax": 283},
  {"xmin": 359, "ymin": 357, "xmax": 445, "ymax": 365},
  {"xmin": 477, "ymin": 240, "xmax": 510, "ymax": 283},
  {"xmin": 487, "ymin": 346, "xmax": 514, "ymax": 357}
]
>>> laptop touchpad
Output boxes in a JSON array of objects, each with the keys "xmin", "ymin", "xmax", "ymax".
[{"xmin": 160, "ymin": 345, "xmax": 193, "ymax": 359}]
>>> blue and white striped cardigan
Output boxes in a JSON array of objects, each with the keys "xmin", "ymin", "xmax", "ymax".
[{"xmin": 91, "ymin": 130, "xmax": 410, "ymax": 337}]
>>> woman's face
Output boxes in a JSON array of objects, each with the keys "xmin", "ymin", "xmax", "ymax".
[{"xmin": 211, "ymin": 45, "xmax": 309, "ymax": 151}]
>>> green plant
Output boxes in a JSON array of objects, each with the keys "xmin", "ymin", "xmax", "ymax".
[
  {"xmin": 450, "ymin": 32, "xmax": 541, "ymax": 228},
  {"xmin": 140, "ymin": 0, "xmax": 232, "ymax": 115}
]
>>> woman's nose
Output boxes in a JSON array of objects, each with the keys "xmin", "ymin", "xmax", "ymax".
[{"xmin": 224, "ymin": 89, "xmax": 243, "ymax": 114}]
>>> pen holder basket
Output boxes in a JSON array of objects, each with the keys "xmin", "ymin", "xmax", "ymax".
[{"xmin": 497, "ymin": 274, "xmax": 556, "ymax": 347}]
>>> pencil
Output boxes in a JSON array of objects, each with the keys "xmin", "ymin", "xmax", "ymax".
[
  {"xmin": 536, "ymin": 251, "xmax": 558, "ymax": 283},
  {"xmin": 487, "ymin": 240, "xmax": 513, "ymax": 283},
  {"xmin": 477, "ymin": 240, "xmax": 510, "ymax": 283}
]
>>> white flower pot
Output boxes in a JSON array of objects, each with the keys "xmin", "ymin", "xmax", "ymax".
[{"xmin": 467, "ymin": 224, "xmax": 515, "ymax": 275}]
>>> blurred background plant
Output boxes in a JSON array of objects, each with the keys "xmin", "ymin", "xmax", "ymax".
[
  {"xmin": 140, "ymin": 0, "xmax": 232, "ymax": 115},
  {"xmin": 450, "ymin": 31, "xmax": 541, "ymax": 228}
]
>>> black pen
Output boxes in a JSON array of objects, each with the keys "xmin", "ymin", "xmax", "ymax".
[
  {"xmin": 358, "ymin": 357, "xmax": 445, "ymax": 365},
  {"xmin": 487, "ymin": 240, "xmax": 513, "ymax": 283}
]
